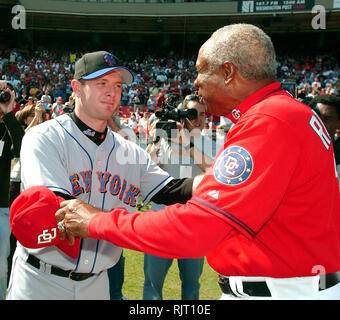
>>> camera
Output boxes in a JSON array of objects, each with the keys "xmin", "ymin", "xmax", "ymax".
[
  {"xmin": 0, "ymin": 90, "xmax": 11, "ymax": 103},
  {"xmin": 154, "ymin": 95, "xmax": 197, "ymax": 141}
]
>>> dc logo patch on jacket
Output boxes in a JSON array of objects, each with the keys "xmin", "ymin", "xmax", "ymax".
[{"xmin": 213, "ymin": 146, "xmax": 253, "ymax": 185}]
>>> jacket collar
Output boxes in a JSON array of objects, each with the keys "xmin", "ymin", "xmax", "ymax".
[{"xmin": 226, "ymin": 81, "xmax": 288, "ymax": 124}]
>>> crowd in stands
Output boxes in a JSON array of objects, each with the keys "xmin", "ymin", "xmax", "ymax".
[{"xmin": 0, "ymin": 47, "xmax": 339, "ymax": 139}]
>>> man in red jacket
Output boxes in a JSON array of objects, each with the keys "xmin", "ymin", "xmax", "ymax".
[{"xmin": 28, "ymin": 24, "xmax": 340, "ymax": 299}]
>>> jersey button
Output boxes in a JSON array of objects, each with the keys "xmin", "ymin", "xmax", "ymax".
[
  {"xmin": 97, "ymin": 161, "xmax": 102, "ymax": 166},
  {"xmin": 84, "ymin": 259, "xmax": 89, "ymax": 265}
]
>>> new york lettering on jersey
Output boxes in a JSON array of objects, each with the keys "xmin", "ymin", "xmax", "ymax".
[{"xmin": 69, "ymin": 170, "xmax": 140, "ymax": 207}]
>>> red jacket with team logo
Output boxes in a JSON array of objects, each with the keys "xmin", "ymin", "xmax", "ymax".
[{"xmin": 89, "ymin": 82, "xmax": 340, "ymax": 278}]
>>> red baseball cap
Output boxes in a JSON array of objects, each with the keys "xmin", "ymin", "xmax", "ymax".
[{"xmin": 10, "ymin": 186, "xmax": 80, "ymax": 259}]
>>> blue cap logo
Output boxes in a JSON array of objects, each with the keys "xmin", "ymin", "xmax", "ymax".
[
  {"xmin": 213, "ymin": 146, "xmax": 253, "ymax": 185},
  {"xmin": 104, "ymin": 53, "xmax": 116, "ymax": 67}
]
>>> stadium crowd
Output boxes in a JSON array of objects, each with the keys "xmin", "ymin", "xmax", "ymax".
[{"xmin": 0, "ymin": 47, "xmax": 339, "ymax": 137}]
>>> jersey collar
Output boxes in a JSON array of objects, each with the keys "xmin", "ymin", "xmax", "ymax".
[
  {"xmin": 226, "ymin": 81, "xmax": 287, "ymax": 124},
  {"xmin": 68, "ymin": 112, "xmax": 108, "ymax": 146}
]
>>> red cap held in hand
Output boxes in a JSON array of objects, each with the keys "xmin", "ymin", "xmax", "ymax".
[{"xmin": 10, "ymin": 186, "xmax": 80, "ymax": 259}]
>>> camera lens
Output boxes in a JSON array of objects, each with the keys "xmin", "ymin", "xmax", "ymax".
[{"xmin": 0, "ymin": 90, "xmax": 11, "ymax": 103}]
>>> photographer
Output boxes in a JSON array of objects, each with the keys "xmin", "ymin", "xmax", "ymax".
[
  {"xmin": 0, "ymin": 81, "xmax": 25, "ymax": 299},
  {"xmin": 143, "ymin": 94, "xmax": 213, "ymax": 300}
]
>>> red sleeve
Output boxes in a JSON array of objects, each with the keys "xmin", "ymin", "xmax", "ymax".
[{"xmin": 88, "ymin": 200, "xmax": 236, "ymax": 259}]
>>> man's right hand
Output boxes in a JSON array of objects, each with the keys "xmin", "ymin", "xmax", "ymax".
[{"xmin": 55, "ymin": 199, "xmax": 101, "ymax": 240}]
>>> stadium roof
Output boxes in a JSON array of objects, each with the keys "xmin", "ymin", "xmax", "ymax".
[{"xmin": 8, "ymin": 0, "xmax": 340, "ymax": 34}]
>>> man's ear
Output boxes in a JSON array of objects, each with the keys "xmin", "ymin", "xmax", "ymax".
[
  {"xmin": 223, "ymin": 61, "xmax": 236, "ymax": 85},
  {"xmin": 71, "ymin": 79, "xmax": 81, "ymax": 98}
]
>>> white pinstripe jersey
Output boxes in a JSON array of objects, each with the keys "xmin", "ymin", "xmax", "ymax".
[{"xmin": 19, "ymin": 114, "xmax": 172, "ymax": 273}]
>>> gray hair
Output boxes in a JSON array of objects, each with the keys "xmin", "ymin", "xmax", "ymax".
[{"xmin": 205, "ymin": 24, "xmax": 277, "ymax": 81}]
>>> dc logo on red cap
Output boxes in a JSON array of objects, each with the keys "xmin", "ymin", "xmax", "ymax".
[
  {"xmin": 214, "ymin": 146, "xmax": 253, "ymax": 186},
  {"xmin": 104, "ymin": 53, "xmax": 116, "ymax": 67},
  {"xmin": 37, "ymin": 228, "xmax": 57, "ymax": 244}
]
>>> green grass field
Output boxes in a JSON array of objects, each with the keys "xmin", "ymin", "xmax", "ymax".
[
  {"xmin": 122, "ymin": 249, "xmax": 221, "ymax": 300},
  {"xmin": 120, "ymin": 203, "xmax": 221, "ymax": 300}
]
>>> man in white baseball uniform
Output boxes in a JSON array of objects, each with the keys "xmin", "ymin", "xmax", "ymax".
[{"xmin": 7, "ymin": 51, "xmax": 194, "ymax": 300}]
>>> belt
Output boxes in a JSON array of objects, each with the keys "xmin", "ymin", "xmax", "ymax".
[
  {"xmin": 26, "ymin": 254, "xmax": 95, "ymax": 282},
  {"xmin": 218, "ymin": 272, "xmax": 340, "ymax": 297}
]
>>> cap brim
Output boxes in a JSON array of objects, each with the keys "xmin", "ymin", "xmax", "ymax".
[{"xmin": 82, "ymin": 67, "xmax": 134, "ymax": 84}]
